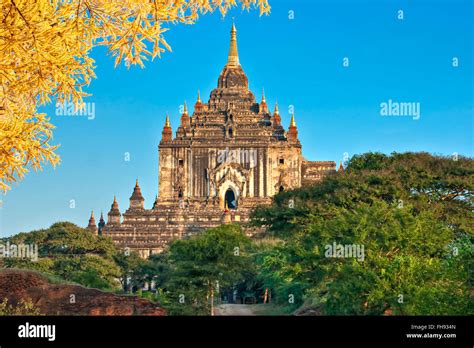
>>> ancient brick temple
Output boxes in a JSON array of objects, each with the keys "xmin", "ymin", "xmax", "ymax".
[{"xmin": 87, "ymin": 24, "xmax": 337, "ymax": 257}]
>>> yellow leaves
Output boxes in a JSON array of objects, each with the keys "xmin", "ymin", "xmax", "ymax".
[
  {"xmin": 0, "ymin": 102, "xmax": 60, "ymax": 192},
  {"xmin": 0, "ymin": 0, "xmax": 270, "ymax": 192}
]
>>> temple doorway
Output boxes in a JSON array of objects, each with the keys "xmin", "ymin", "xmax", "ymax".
[{"xmin": 225, "ymin": 188, "xmax": 237, "ymax": 209}]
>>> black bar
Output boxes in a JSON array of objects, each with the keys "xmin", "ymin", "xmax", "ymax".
[{"xmin": 0, "ymin": 316, "xmax": 471, "ymax": 346}]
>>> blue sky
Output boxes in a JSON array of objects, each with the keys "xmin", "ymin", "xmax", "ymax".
[{"xmin": 1, "ymin": 0, "xmax": 472, "ymax": 236}]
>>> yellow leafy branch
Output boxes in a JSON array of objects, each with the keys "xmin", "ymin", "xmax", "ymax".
[{"xmin": 0, "ymin": 0, "xmax": 270, "ymax": 192}]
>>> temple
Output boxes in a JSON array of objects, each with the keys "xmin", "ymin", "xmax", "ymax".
[{"xmin": 87, "ymin": 24, "xmax": 337, "ymax": 257}]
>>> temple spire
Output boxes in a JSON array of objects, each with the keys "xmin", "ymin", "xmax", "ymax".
[
  {"xmin": 273, "ymin": 100, "xmax": 281, "ymax": 126},
  {"xmin": 161, "ymin": 113, "xmax": 173, "ymax": 142},
  {"xmin": 108, "ymin": 195, "xmax": 121, "ymax": 225},
  {"xmin": 288, "ymin": 112, "xmax": 298, "ymax": 141},
  {"xmin": 290, "ymin": 113, "xmax": 296, "ymax": 127},
  {"xmin": 87, "ymin": 210, "xmax": 97, "ymax": 234},
  {"xmin": 227, "ymin": 22, "xmax": 240, "ymax": 66},
  {"xmin": 194, "ymin": 90, "xmax": 203, "ymax": 112},
  {"xmin": 111, "ymin": 195, "xmax": 120, "ymax": 211},
  {"xmin": 98, "ymin": 211, "xmax": 105, "ymax": 235},
  {"xmin": 179, "ymin": 101, "xmax": 191, "ymax": 131},
  {"xmin": 130, "ymin": 179, "xmax": 145, "ymax": 209},
  {"xmin": 153, "ymin": 195, "xmax": 159, "ymax": 209},
  {"xmin": 260, "ymin": 87, "xmax": 268, "ymax": 113},
  {"xmin": 338, "ymin": 161, "xmax": 344, "ymax": 172}
]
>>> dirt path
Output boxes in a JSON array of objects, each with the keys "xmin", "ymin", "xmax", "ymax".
[{"xmin": 214, "ymin": 304, "xmax": 258, "ymax": 316}]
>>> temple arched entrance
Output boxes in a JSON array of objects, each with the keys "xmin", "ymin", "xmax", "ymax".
[{"xmin": 225, "ymin": 188, "xmax": 237, "ymax": 209}]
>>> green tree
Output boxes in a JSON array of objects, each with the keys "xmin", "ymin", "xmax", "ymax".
[
  {"xmin": 113, "ymin": 250, "xmax": 147, "ymax": 293},
  {"xmin": 52, "ymin": 254, "xmax": 121, "ymax": 290},
  {"xmin": 251, "ymin": 152, "xmax": 473, "ymax": 315},
  {"xmin": 2, "ymin": 222, "xmax": 121, "ymax": 290},
  {"xmin": 134, "ymin": 253, "xmax": 172, "ymax": 291},
  {"xmin": 9, "ymin": 222, "xmax": 116, "ymax": 257},
  {"xmin": 163, "ymin": 224, "xmax": 252, "ymax": 315}
]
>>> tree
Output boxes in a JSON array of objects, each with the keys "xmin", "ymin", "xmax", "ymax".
[
  {"xmin": 163, "ymin": 224, "xmax": 252, "ymax": 315},
  {"xmin": 0, "ymin": 0, "xmax": 270, "ymax": 192},
  {"xmin": 133, "ymin": 252, "xmax": 172, "ymax": 291},
  {"xmin": 252, "ymin": 152, "xmax": 473, "ymax": 238},
  {"xmin": 113, "ymin": 250, "xmax": 147, "ymax": 293},
  {"xmin": 52, "ymin": 254, "xmax": 121, "ymax": 289},
  {"xmin": 251, "ymin": 152, "xmax": 473, "ymax": 315},
  {"xmin": 2, "ymin": 222, "xmax": 121, "ymax": 290}
]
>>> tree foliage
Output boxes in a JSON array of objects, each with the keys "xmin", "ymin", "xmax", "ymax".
[
  {"xmin": 113, "ymin": 250, "xmax": 148, "ymax": 292},
  {"xmin": 0, "ymin": 0, "xmax": 270, "ymax": 192},
  {"xmin": 251, "ymin": 152, "xmax": 473, "ymax": 315},
  {"xmin": 2, "ymin": 222, "xmax": 121, "ymax": 290},
  {"xmin": 0, "ymin": 298, "xmax": 40, "ymax": 315},
  {"xmin": 161, "ymin": 224, "xmax": 253, "ymax": 315}
]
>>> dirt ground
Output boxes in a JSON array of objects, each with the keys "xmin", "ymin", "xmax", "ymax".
[
  {"xmin": 214, "ymin": 304, "xmax": 258, "ymax": 316},
  {"xmin": 0, "ymin": 269, "xmax": 165, "ymax": 315}
]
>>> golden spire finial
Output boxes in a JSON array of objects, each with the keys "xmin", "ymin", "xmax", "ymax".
[
  {"xmin": 111, "ymin": 195, "xmax": 119, "ymax": 210},
  {"xmin": 90, "ymin": 210, "xmax": 94, "ymax": 219},
  {"xmin": 274, "ymin": 100, "xmax": 279, "ymax": 114},
  {"xmin": 165, "ymin": 113, "xmax": 170, "ymax": 127},
  {"xmin": 197, "ymin": 90, "xmax": 201, "ymax": 103},
  {"xmin": 290, "ymin": 112, "xmax": 296, "ymax": 127},
  {"xmin": 183, "ymin": 101, "xmax": 188, "ymax": 114},
  {"xmin": 135, "ymin": 178, "xmax": 139, "ymax": 187},
  {"xmin": 262, "ymin": 88, "xmax": 266, "ymax": 102},
  {"xmin": 227, "ymin": 22, "xmax": 240, "ymax": 66}
]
